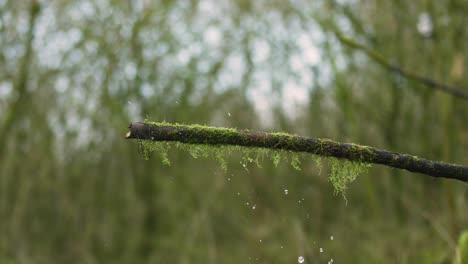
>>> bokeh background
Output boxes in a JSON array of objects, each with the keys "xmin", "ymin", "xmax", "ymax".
[{"xmin": 1, "ymin": 0, "xmax": 467, "ymax": 263}]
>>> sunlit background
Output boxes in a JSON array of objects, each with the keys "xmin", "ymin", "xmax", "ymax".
[{"xmin": 1, "ymin": 0, "xmax": 467, "ymax": 263}]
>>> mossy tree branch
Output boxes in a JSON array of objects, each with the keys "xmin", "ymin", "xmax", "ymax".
[
  {"xmin": 126, "ymin": 122, "xmax": 468, "ymax": 183},
  {"xmin": 333, "ymin": 32, "xmax": 468, "ymax": 101}
]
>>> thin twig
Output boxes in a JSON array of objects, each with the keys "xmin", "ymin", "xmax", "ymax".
[
  {"xmin": 334, "ymin": 32, "xmax": 468, "ymax": 100},
  {"xmin": 126, "ymin": 122, "xmax": 468, "ymax": 183}
]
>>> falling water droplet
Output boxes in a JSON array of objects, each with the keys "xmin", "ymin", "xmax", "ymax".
[
  {"xmin": 284, "ymin": 189, "xmax": 288, "ymax": 195},
  {"xmin": 330, "ymin": 236, "xmax": 334, "ymax": 240},
  {"xmin": 319, "ymin": 248, "xmax": 324, "ymax": 253},
  {"xmin": 227, "ymin": 112, "xmax": 231, "ymax": 117},
  {"xmin": 417, "ymin": 12, "xmax": 433, "ymax": 37},
  {"xmin": 298, "ymin": 256, "xmax": 305, "ymax": 263},
  {"xmin": 237, "ymin": 192, "xmax": 240, "ymax": 195},
  {"xmin": 252, "ymin": 204, "xmax": 256, "ymax": 210}
]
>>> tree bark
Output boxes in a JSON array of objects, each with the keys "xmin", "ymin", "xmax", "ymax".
[{"xmin": 126, "ymin": 122, "xmax": 468, "ymax": 183}]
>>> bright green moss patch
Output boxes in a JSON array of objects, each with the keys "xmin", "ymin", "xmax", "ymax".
[
  {"xmin": 290, "ymin": 153, "xmax": 301, "ymax": 170},
  {"xmin": 348, "ymin": 143, "xmax": 377, "ymax": 160},
  {"xmin": 139, "ymin": 139, "xmax": 300, "ymax": 172},
  {"xmin": 137, "ymin": 121, "xmax": 372, "ymax": 200},
  {"xmin": 459, "ymin": 230, "xmax": 468, "ymax": 264},
  {"xmin": 139, "ymin": 140, "xmax": 171, "ymax": 165},
  {"xmin": 329, "ymin": 158, "xmax": 371, "ymax": 201}
]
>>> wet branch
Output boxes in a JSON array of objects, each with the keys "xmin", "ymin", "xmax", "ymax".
[
  {"xmin": 334, "ymin": 32, "xmax": 468, "ymax": 101},
  {"xmin": 126, "ymin": 122, "xmax": 468, "ymax": 183}
]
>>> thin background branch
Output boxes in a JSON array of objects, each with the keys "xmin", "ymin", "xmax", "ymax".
[{"xmin": 332, "ymin": 30, "xmax": 468, "ymax": 101}]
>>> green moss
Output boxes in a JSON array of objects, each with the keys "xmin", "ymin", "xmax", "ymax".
[
  {"xmin": 316, "ymin": 138, "xmax": 336, "ymax": 155},
  {"xmin": 329, "ymin": 158, "xmax": 371, "ymax": 202},
  {"xmin": 348, "ymin": 143, "xmax": 376, "ymax": 160},
  {"xmin": 140, "ymin": 140, "xmax": 171, "ymax": 165},
  {"xmin": 312, "ymin": 155, "xmax": 323, "ymax": 173},
  {"xmin": 137, "ymin": 121, "xmax": 373, "ymax": 200},
  {"xmin": 271, "ymin": 151, "xmax": 282, "ymax": 167},
  {"xmin": 290, "ymin": 153, "xmax": 301, "ymax": 171},
  {"xmin": 146, "ymin": 120, "xmax": 240, "ymax": 144},
  {"xmin": 459, "ymin": 230, "xmax": 468, "ymax": 264}
]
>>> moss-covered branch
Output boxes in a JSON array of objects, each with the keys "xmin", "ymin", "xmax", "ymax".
[
  {"xmin": 333, "ymin": 32, "xmax": 468, "ymax": 101},
  {"xmin": 126, "ymin": 122, "xmax": 468, "ymax": 183}
]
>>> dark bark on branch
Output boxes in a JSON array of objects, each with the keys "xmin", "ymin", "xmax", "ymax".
[{"xmin": 126, "ymin": 122, "xmax": 468, "ymax": 183}]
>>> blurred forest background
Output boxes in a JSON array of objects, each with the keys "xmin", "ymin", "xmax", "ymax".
[{"xmin": 1, "ymin": 0, "xmax": 468, "ymax": 263}]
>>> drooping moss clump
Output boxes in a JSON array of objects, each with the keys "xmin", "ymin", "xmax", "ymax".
[
  {"xmin": 328, "ymin": 158, "xmax": 371, "ymax": 201},
  {"xmin": 139, "ymin": 139, "xmax": 302, "ymax": 172},
  {"xmin": 137, "ymin": 121, "xmax": 371, "ymax": 200}
]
